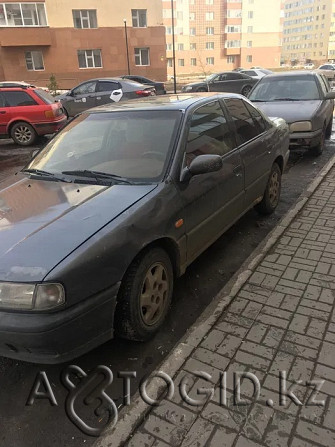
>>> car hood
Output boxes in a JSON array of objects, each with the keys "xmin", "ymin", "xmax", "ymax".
[
  {"xmin": 252, "ymin": 100, "xmax": 322, "ymax": 124},
  {"xmin": 182, "ymin": 82, "xmax": 205, "ymax": 89},
  {"xmin": 0, "ymin": 175, "xmax": 157, "ymax": 282}
]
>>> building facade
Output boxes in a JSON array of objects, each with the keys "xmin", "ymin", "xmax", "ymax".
[
  {"xmin": 163, "ymin": 0, "xmax": 284, "ymax": 76},
  {"xmin": 0, "ymin": 0, "xmax": 167, "ymax": 88},
  {"xmin": 282, "ymin": 0, "xmax": 332, "ymax": 65}
]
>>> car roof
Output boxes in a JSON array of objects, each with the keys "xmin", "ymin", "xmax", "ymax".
[
  {"xmin": 258, "ymin": 70, "xmax": 318, "ymax": 79},
  {"xmin": 86, "ymin": 92, "xmax": 244, "ymax": 113}
]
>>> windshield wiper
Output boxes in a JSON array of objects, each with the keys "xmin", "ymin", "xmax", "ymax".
[
  {"xmin": 61, "ymin": 170, "xmax": 132, "ymax": 184},
  {"xmin": 271, "ymin": 98, "xmax": 300, "ymax": 101},
  {"xmin": 22, "ymin": 168, "xmax": 72, "ymax": 183}
]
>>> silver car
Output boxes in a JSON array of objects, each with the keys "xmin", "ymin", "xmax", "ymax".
[{"xmin": 56, "ymin": 77, "xmax": 156, "ymax": 117}]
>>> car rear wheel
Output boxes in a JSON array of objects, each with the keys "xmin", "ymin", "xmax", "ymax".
[
  {"xmin": 310, "ymin": 124, "xmax": 326, "ymax": 156},
  {"xmin": 255, "ymin": 163, "xmax": 281, "ymax": 215},
  {"xmin": 325, "ymin": 118, "xmax": 332, "ymax": 140},
  {"xmin": 10, "ymin": 121, "xmax": 37, "ymax": 146},
  {"xmin": 115, "ymin": 247, "xmax": 173, "ymax": 341},
  {"xmin": 241, "ymin": 85, "xmax": 252, "ymax": 97},
  {"xmin": 197, "ymin": 87, "xmax": 208, "ymax": 92}
]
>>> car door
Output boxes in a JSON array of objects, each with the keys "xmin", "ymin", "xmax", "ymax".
[
  {"xmin": 224, "ymin": 98, "xmax": 273, "ymax": 206},
  {"xmin": 176, "ymin": 100, "xmax": 244, "ymax": 263},
  {"xmin": 209, "ymin": 74, "xmax": 230, "ymax": 92},
  {"xmin": 95, "ymin": 80, "xmax": 124, "ymax": 106},
  {"xmin": 66, "ymin": 80, "xmax": 98, "ymax": 116},
  {"xmin": 0, "ymin": 93, "xmax": 8, "ymax": 136},
  {"xmin": 317, "ymin": 74, "xmax": 334, "ymax": 123}
]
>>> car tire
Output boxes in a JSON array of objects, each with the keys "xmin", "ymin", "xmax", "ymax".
[
  {"xmin": 115, "ymin": 247, "xmax": 174, "ymax": 341},
  {"xmin": 197, "ymin": 87, "xmax": 208, "ymax": 92},
  {"xmin": 325, "ymin": 118, "xmax": 332, "ymax": 140},
  {"xmin": 241, "ymin": 85, "xmax": 252, "ymax": 97},
  {"xmin": 310, "ymin": 124, "xmax": 326, "ymax": 156},
  {"xmin": 10, "ymin": 121, "xmax": 37, "ymax": 146},
  {"xmin": 255, "ymin": 163, "xmax": 281, "ymax": 215}
]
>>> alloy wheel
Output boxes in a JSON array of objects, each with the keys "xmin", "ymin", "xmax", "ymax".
[
  {"xmin": 14, "ymin": 125, "xmax": 33, "ymax": 144},
  {"xmin": 268, "ymin": 170, "xmax": 280, "ymax": 207}
]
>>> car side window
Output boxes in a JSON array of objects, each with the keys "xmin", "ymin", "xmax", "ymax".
[
  {"xmin": 72, "ymin": 81, "xmax": 97, "ymax": 96},
  {"xmin": 225, "ymin": 98, "xmax": 262, "ymax": 145},
  {"xmin": 318, "ymin": 75, "xmax": 330, "ymax": 94},
  {"xmin": 244, "ymin": 102, "xmax": 268, "ymax": 133},
  {"xmin": 2, "ymin": 91, "xmax": 37, "ymax": 106},
  {"xmin": 243, "ymin": 71, "xmax": 256, "ymax": 77},
  {"xmin": 185, "ymin": 101, "xmax": 236, "ymax": 166},
  {"xmin": 0, "ymin": 93, "xmax": 6, "ymax": 107},
  {"xmin": 97, "ymin": 81, "xmax": 121, "ymax": 92}
]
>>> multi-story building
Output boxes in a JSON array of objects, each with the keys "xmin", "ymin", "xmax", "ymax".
[
  {"xmin": 328, "ymin": 0, "xmax": 335, "ymax": 61},
  {"xmin": 282, "ymin": 0, "xmax": 332, "ymax": 65},
  {"xmin": 0, "ymin": 0, "xmax": 166, "ymax": 88},
  {"xmin": 163, "ymin": 0, "xmax": 283, "ymax": 76}
]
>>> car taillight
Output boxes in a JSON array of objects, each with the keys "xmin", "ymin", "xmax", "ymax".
[
  {"xmin": 45, "ymin": 105, "xmax": 63, "ymax": 118},
  {"xmin": 44, "ymin": 109, "xmax": 55, "ymax": 119},
  {"xmin": 136, "ymin": 90, "xmax": 151, "ymax": 97}
]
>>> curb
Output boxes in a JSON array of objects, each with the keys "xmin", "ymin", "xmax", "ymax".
[{"xmin": 95, "ymin": 153, "xmax": 335, "ymax": 447}]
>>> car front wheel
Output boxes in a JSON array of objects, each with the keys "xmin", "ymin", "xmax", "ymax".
[
  {"xmin": 241, "ymin": 85, "xmax": 252, "ymax": 97},
  {"xmin": 325, "ymin": 118, "xmax": 332, "ymax": 140},
  {"xmin": 310, "ymin": 124, "xmax": 326, "ymax": 156},
  {"xmin": 10, "ymin": 121, "xmax": 37, "ymax": 146},
  {"xmin": 115, "ymin": 247, "xmax": 173, "ymax": 341},
  {"xmin": 255, "ymin": 163, "xmax": 282, "ymax": 215}
]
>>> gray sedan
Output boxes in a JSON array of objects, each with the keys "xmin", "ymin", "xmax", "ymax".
[
  {"xmin": 249, "ymin": 71, "xmax": 335, "ymax": 155},
  {"xmin": 0, "ymin": 93, "xmax": 289, "ymax": 363},
  {"xmin": 56, "ymin": 77, "xmax": 156, "ymax": 117}
]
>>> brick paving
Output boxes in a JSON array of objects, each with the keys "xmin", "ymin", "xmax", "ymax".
[{"xmin": 126, "ymin": 166, "xmax": 335, "ymax": 447}]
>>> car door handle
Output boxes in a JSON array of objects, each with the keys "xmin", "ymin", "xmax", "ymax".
[{"xmin": 233, "ymin": 165, "xmax": 243, "ymax": 177}]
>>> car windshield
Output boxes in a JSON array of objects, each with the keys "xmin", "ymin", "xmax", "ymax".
[
  {"xmin": 206, "ymin": 73, "xmax": 218, "ymax": 82},
  {"xmin": 249, "ymin": 76, "xmax": 321, "ymax": 101},
  {"xmin": 27, "ymin": 111, "xmax": 181, "ymax": 182}
]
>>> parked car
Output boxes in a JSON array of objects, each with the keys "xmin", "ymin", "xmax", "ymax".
[
  {"xmin": 121, "ymin": 75, "xmax": 166, "ymax": 95},
  {"xmin": 0, "ymin": 92, "xmax": 289, "ymax": 363},
  {"xmin": 56, "ymin": 77, "xmax": 156, "ymax": 117},
  {"xmin": 181, "ymin": 72, "xmax": 258, "ymax": 96},
  {"xmin": 317, "ymin": 64, "xmax": 335, "ymax": 82},
  {"xmin": 240, "ymin": 69, "xmax": 273, "ymax": 80},
  {"xmin": 304, "ymin": 63, "xmax": 315, "ymax": 69},
  {"xmin": 0, "ymin": 85, "xmax": 66, "ymax": 146},
  {"xmin": 248, "ymin": 71, "xmax": 335, "ymax": 155}
]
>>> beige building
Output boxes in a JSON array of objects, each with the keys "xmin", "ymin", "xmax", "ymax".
[
  {"xmin": 0, "ymin": 0, "xmax": 167, "ymax": 88},
  {"xmin": 163, "ymin": 0, "xmax": 283, "ymax": 76},
  {"xmin": 328, "ymin": 0, "xmax": 335, "ymax": 61},
  {"xmin": 282, "ymin": 0, "xmax": 332, "ymax": 65}
]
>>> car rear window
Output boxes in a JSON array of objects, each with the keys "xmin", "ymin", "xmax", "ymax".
[
  {"xmin": 2, "ymin": 91, "xmax": 37, "ymax": 106},
  {"xmin": 34, "ymin": 88, "xmax": 55, "ymax": 104}
]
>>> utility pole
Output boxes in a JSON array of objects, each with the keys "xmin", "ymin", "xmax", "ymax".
[
  {"xmin": 171, "ymin": 0, "xmax": 177, "ymax": 93},
  {"xmin": 123, "ymin": 19, "xmax": 131, "ymax": 75}
]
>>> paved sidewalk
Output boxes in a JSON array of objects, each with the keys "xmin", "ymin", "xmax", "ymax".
[{"xmin": 123, "ymin": 165, "xmax": 335, "ymax": 447}]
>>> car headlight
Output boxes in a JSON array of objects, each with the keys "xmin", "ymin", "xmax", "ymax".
[
  {"xmin": 183, "ymin": 86, "xmax": 193, "ymax": 92},
  {"xmin": 0, "ymin": 282, "xmax": 65, "ymax": 311},
  {"xmin": 290, "ymin": 121, "xmax": 312, "ymax": 132}
]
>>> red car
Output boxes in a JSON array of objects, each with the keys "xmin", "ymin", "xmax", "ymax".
[{"xmin": 0, "ymin": 85, "xmax": 66, "ymax": 146}]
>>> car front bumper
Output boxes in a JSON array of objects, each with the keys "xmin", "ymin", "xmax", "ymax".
[
  {"xmin": 289, "ymin": 129, "xmax": 322, "ymax": 148},
  {"xmin": 0, "ymin": 282, "xmax": 120, "ymax": 364},
  {"xmin": 33, "ymin": 116, "xmax": 67, "ymax": 136}
]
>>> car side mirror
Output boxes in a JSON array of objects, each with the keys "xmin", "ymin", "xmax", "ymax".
[
  {"xmin": 180, "ymin": 154, "xmax": 223, "ymax": 182},
  {"xmin": 67, "ymin": 90, "xmax": 74, "ymax": 97},
  {"xmin": 325, "ymin": 91, "xmax": 335, "ymax": 99}
]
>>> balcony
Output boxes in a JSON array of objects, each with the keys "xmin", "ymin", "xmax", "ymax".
[
  {"xmin": 223, "ymin": 47, "xmax": 241, "ymax": 56},
  {"xmin": 0, "ymin": 27, "xmax": 51, "ymax": 46}
]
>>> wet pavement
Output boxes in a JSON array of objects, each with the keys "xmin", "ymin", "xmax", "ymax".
[{"xmin": 0, "ymin": 132, "xmax": 334, "ymax": 446}]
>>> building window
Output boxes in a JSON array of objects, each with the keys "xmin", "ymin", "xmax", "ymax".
[
  {"xmin": 178, "ymin": 59, "xmax": 185, "ymax": 66},
  {"xmin": 177, "ymin": 43, "xmax": 184, "ymax": 51},
  {"xmin": 25, "ymin": 51, "xmax": 44, "ymax": 70},
  {"xmin": 226, "ymin": 25, "xmax": 241, "ymax": 33},
  {"xmin": 247, "ymin": 41, "xmax": 252, "ymax": 47},
  {"xmin": 190, "ymin": 42, "xmax": 197, "ymax": 50},
  {"xmin": 191, "ymin": 58, "xmax": 197, "ymax": 66},
  {"xmin": 0, "ymin": 3, "xmax": 47, "ymax": 27},
  {"xmin": 135, "ymin": 47, "xmax": 150, "ymax": 66},
  {"xmin": 227, "ymin": 56, "xmax": 235, "ymax": 63},
  {"xmin": 206, "ymin": 57, "xmax": 214, "ymax": 65},
  {"xmin": 132, "ymin": 9, "xmax": 147, "ymax": 28},
  {"xmin": 72, "ymin": 10, "xmax": 97, "ymax": 29},
  {"xmin": 77, "ymin": 49, "xmax": 102, "ymax": 69},
  {"xmin": 166, "ymin": 43, "xmax": 172, "ymax": 51},
  {"xmin": 247, "ymin": 26, "xmax": 253, "ymax": 33},
  {"xmin": 205, "ymin": 12, "xmax": 214, "ymax": 20},
  {"xmin": 248, "ymin": 11, "xmax": 254, "ymax": 19},
  {"xmin": 190, "ymin": 27, "xmax": 196, "ymax": 35},
  {"xmin": 206, "ymin": 27, "xmax": 214, "ymax": 35},
  {"xmin": 247, "ymin": 55, "xmax": 253, "ymax": 63},
  {"xmin": 167, "ymin": 58, "xmax": 173, "ymax": 67},
  {"xmin": 189, "ymin": 12, "xmax": 195, "ymax": 20},
  {"xmin": 225, "ymin": 40, "xmax": 241, "ymax": 48},
  {"xmin": 206, "ymin": 42, "xmax": 214, "ymax": 49}
]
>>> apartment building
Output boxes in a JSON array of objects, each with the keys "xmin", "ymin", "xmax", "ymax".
[
  {"xmin": 0, "ymin": 0, "xmax": 166, "ymax": 88},
  {"xmin": 163, "ymin": 0, "xmax": 283, "ymax": 75},
  {"xmin": 282, "ymin": 0, "xmax": 332, "ymax": 65}
]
